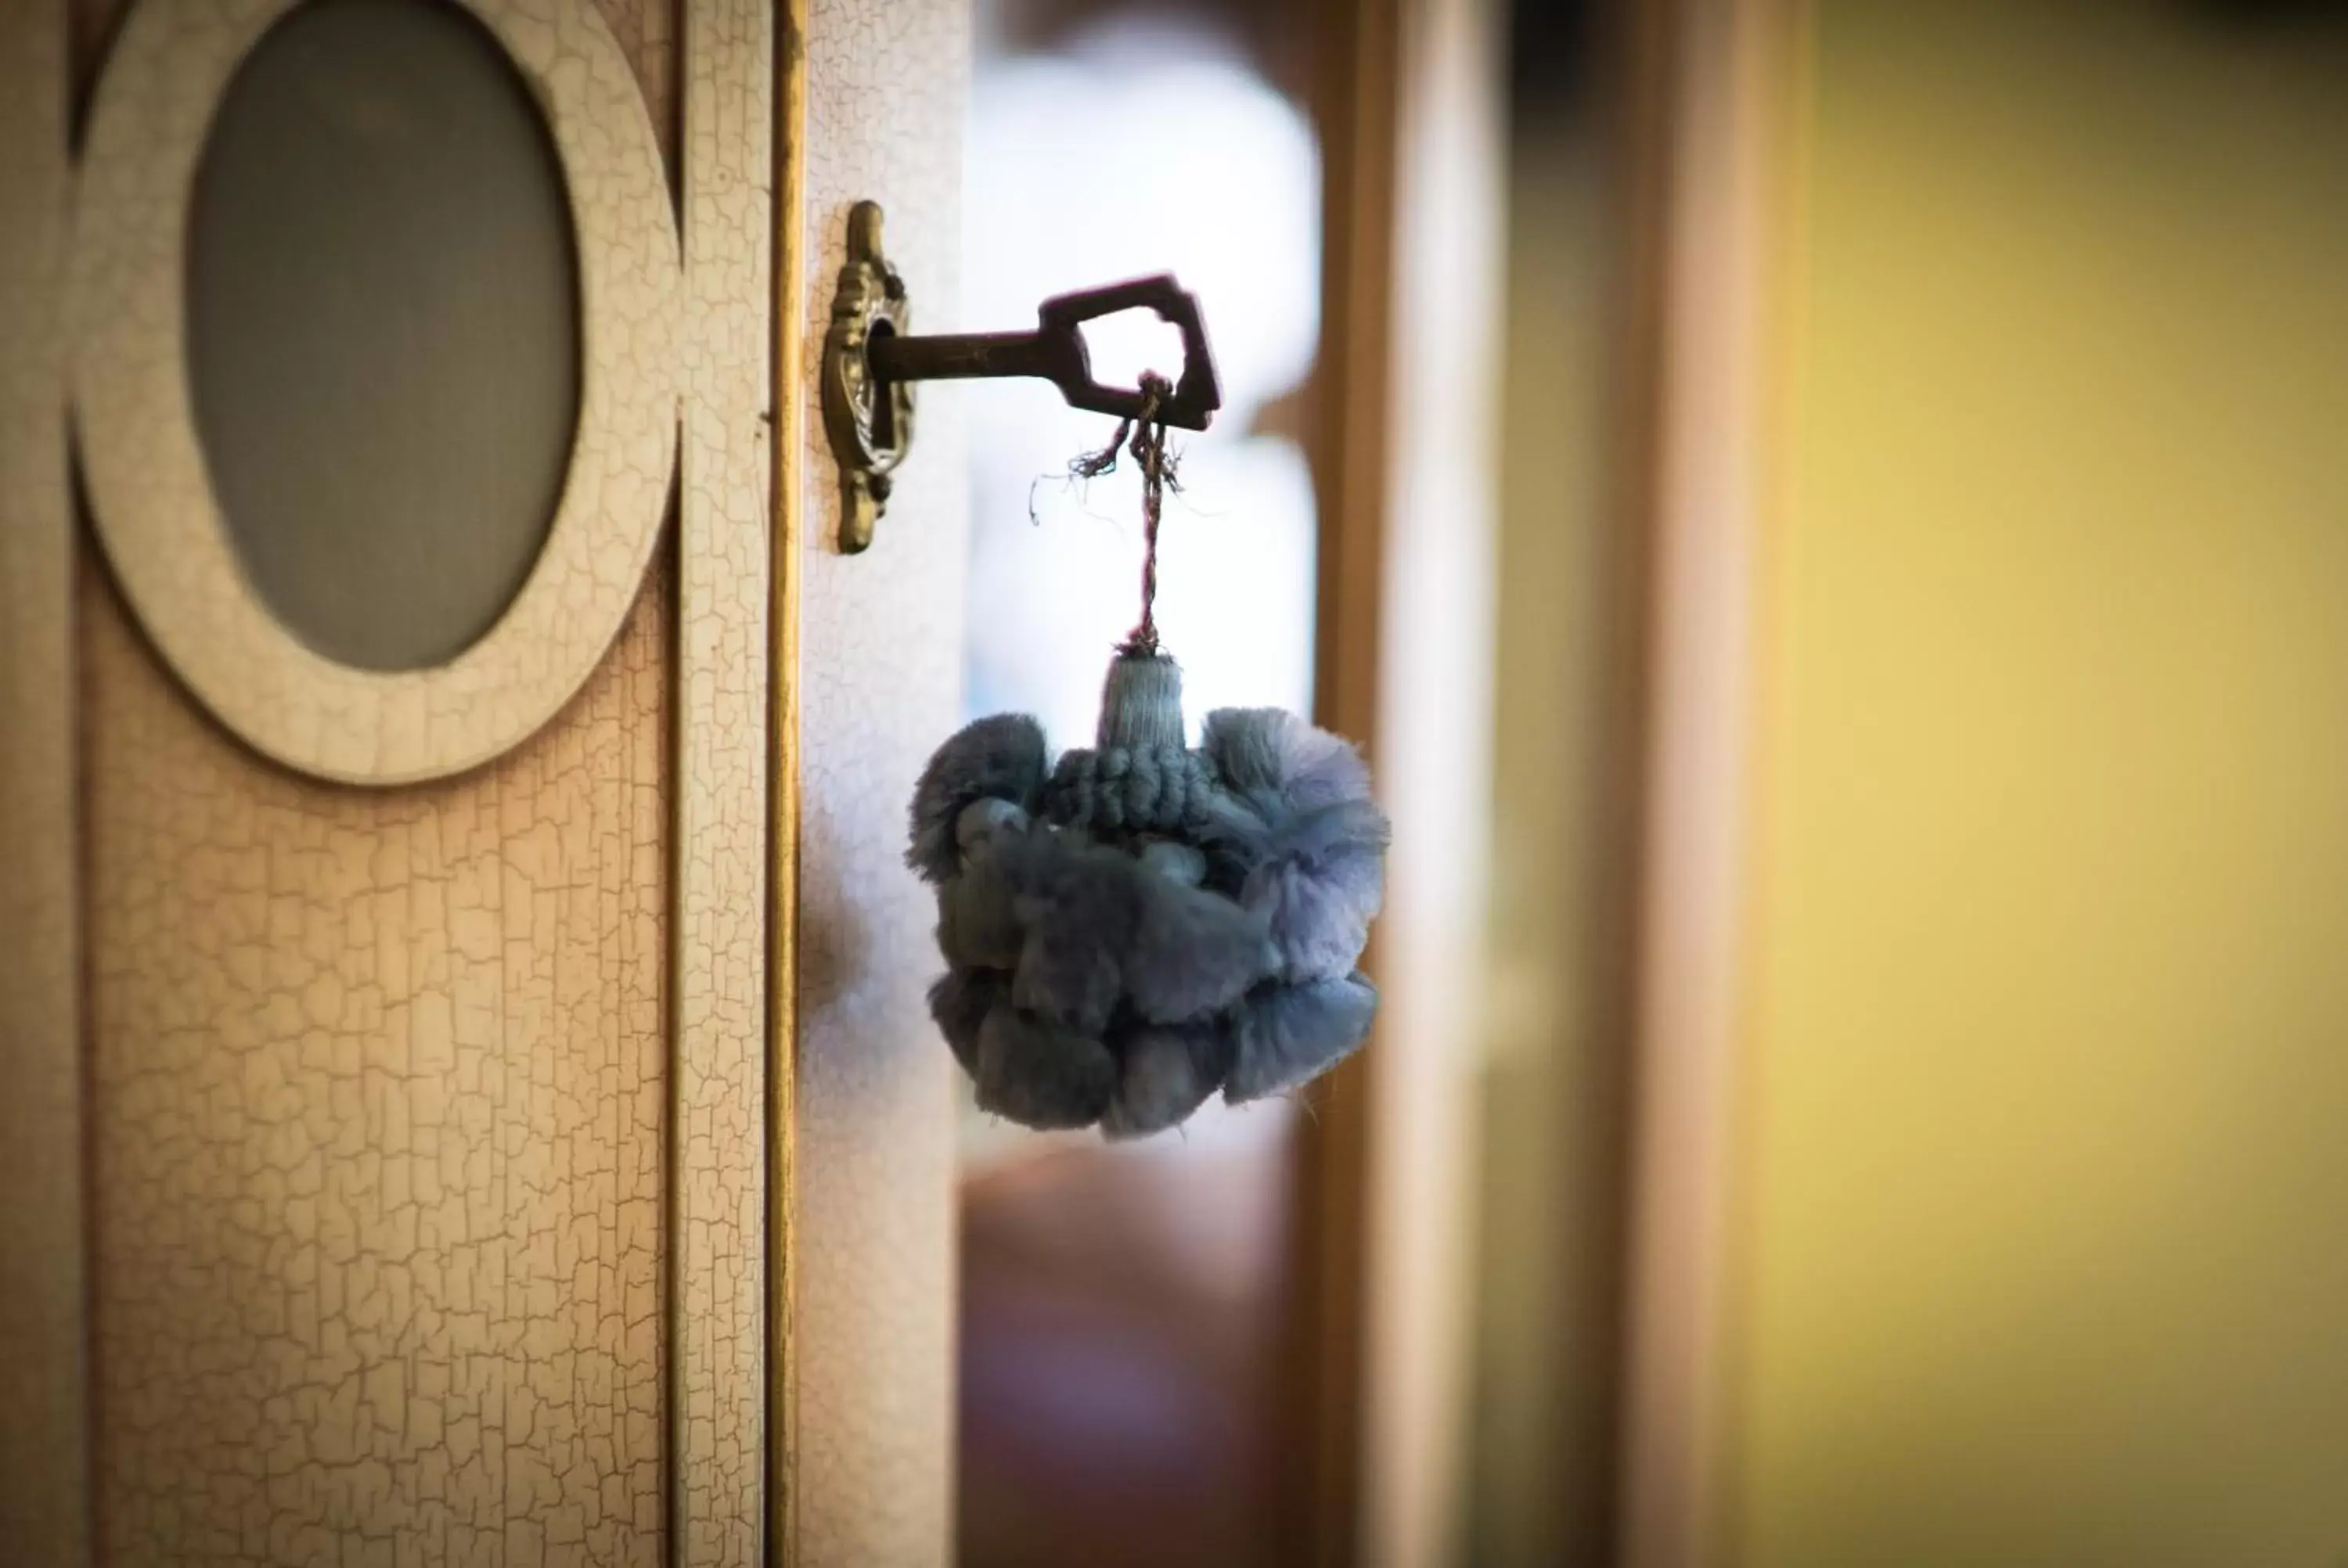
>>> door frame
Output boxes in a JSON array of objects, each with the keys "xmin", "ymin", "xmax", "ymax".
[
  {"xmin": 1298, "ymin": 0, "xmax": 1508, "ymax": 1563},
  {"xmin": 1611, "ymin": 3, "xmax": 1803, "ymax": 1567}
]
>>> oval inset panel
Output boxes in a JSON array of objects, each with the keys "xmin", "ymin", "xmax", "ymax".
[
  {"xmin": 71, "ymin": 0, "xmax": 679, "ymax": 784},
  {"xmin": 188, "ymin": 0, "xmax": 581, "ymax": 672}
]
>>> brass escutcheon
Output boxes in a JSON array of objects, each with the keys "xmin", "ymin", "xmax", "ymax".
[{"xmin": 820, "ymin": 201, "xmax": 914, "ymax": 553}]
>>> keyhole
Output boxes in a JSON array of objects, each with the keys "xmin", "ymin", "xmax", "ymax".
[{"xmin": 868, "ymin": 316, "xmax": 901, "ymax": 448}]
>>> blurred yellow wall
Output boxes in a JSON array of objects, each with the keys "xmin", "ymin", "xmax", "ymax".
[{"xmin": 1734, "ymin": 3, "xmax": 2348, "ymax": 1565}]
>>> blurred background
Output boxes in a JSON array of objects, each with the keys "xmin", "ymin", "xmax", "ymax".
[
  {"xmin": 13, "ymin": 0, "xmax": 2348, "ymax": 1562},
  {"xmin": 949, "ymin": 1, "xmax": 2348, "ymax": 1566}
]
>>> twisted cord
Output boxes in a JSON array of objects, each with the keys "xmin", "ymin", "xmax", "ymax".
[{"xmin": 1069, "ymin": 372, "xmax": 1179, "ymax": 656}]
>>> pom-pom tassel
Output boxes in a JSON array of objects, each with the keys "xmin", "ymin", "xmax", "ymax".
[{"xmin": 907, "ymin": 646, "xmax": 1389, "ymax": 1138}]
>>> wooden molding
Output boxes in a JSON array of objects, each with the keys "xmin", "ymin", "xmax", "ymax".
[
  {"xmin": 672, "ymin": 0, "xmax": 776, "ymax": 1559},
  {"xmin": 1612, "ymin": 3, "xmax": 1804, "ymax": 1566},
  {"xmin": 766, "ymin": 0, "xmax": 809, "ymax": 1559},
  {"xmin": 1290, "ymin": 0, "xmax": 1401, "ymax": 1559},
  {"xmin": 1295, "ymin": 2, "xmax": 1507, "ymax": 1563},
  {"xmin": 68, "ymin": 0, "xmax": 680, "ymax": 786}
]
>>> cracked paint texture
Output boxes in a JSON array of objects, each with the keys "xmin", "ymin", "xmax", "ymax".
[
  {"xmin": 672, "ymin": 0, "xmax": 773, "ymax": 1561},
  {"xmin": 59, "ymin": 0, "xmax": 776, "ymax": 1556},
  {"xmin": 86, "ymin": 560, "xmax": 673, "ymax": 1567},
  {"xmin": 70, "ymin": 0, "xmax": 724, "ymax": 1562}
]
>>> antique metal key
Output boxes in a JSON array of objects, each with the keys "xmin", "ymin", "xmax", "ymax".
[
  {"xmin": 822, "ymin": 200, "xmax": 1223, "ymax": 552},
  {"xmin": 868, "ymin": 274, "xmax": 1222, "ymax": 433}
]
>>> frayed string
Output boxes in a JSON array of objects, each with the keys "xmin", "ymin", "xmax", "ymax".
[{"xmin": 1068, "ymin": 372, "xmax": 1180, "ymax": 657}]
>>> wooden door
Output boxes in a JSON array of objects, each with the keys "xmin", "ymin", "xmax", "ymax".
[{"xmin": 2, "ymin": 0, "xmax": 970, "ymax": 1562}]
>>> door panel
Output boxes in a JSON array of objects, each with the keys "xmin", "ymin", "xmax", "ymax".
[
  {"xmin": 82, "ymin": 563, "xmax": 673, "ymax": 1564},
  {"xmin": 20, "ymin": 0, "xmax": 773, "ymax": 1560},
  {"xmin": 2, "ymin": 0, "xmax": 985, "ymax": 1557},
  {"xmin": 68, "ymin": 0, "xmax": 682, "ymax": 1552}
]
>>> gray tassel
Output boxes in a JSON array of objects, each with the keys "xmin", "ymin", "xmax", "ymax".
[
  {"xmin": 908, "ymin": 647, "xmax": 1388, "ymax": 1138},
  {"xmin": 1224, "ymin": 972, "xmax": 1380, "ymax": 1103}
]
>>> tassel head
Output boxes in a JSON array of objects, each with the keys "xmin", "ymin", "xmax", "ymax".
[{"xmin": 1095, "ymin": 649, "xmax": 1186, "ymax": 751}]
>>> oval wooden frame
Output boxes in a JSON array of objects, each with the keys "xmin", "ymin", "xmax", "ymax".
[{"xmin": 70, "ymin": 0, "xmax": 679, "ymax": 786}]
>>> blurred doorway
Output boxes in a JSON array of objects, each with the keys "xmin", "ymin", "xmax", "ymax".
[{"xmin": 953, "ymin": 2, "xmax": 1330, "ymax": 1564}]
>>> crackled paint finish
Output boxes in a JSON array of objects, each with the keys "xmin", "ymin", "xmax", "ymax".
[
  {"xmin": 0, "ymin": 2, "xmax": 89, "ymax": 1560},
  {"xmin": 50, "ymin": 0, "xmax": 790, "ymax": 1552},
  {"xmin": 63, "ymin": 0, "xmax": 782, "ymax": 1561},
  {"xmin": 794, "ymin": 0, "xmax": 970, "ymax": 1560},
  {"xmin": 672, "ymin": 0, "xmax": 774, "ymax": 1560},
  {"xmin": 85, "ymin": 562, "xmax": 674, "ymax": 1566},
  {"xmin": 70, "ymin": 0, "xmax": 681, "ymax": 786}
]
